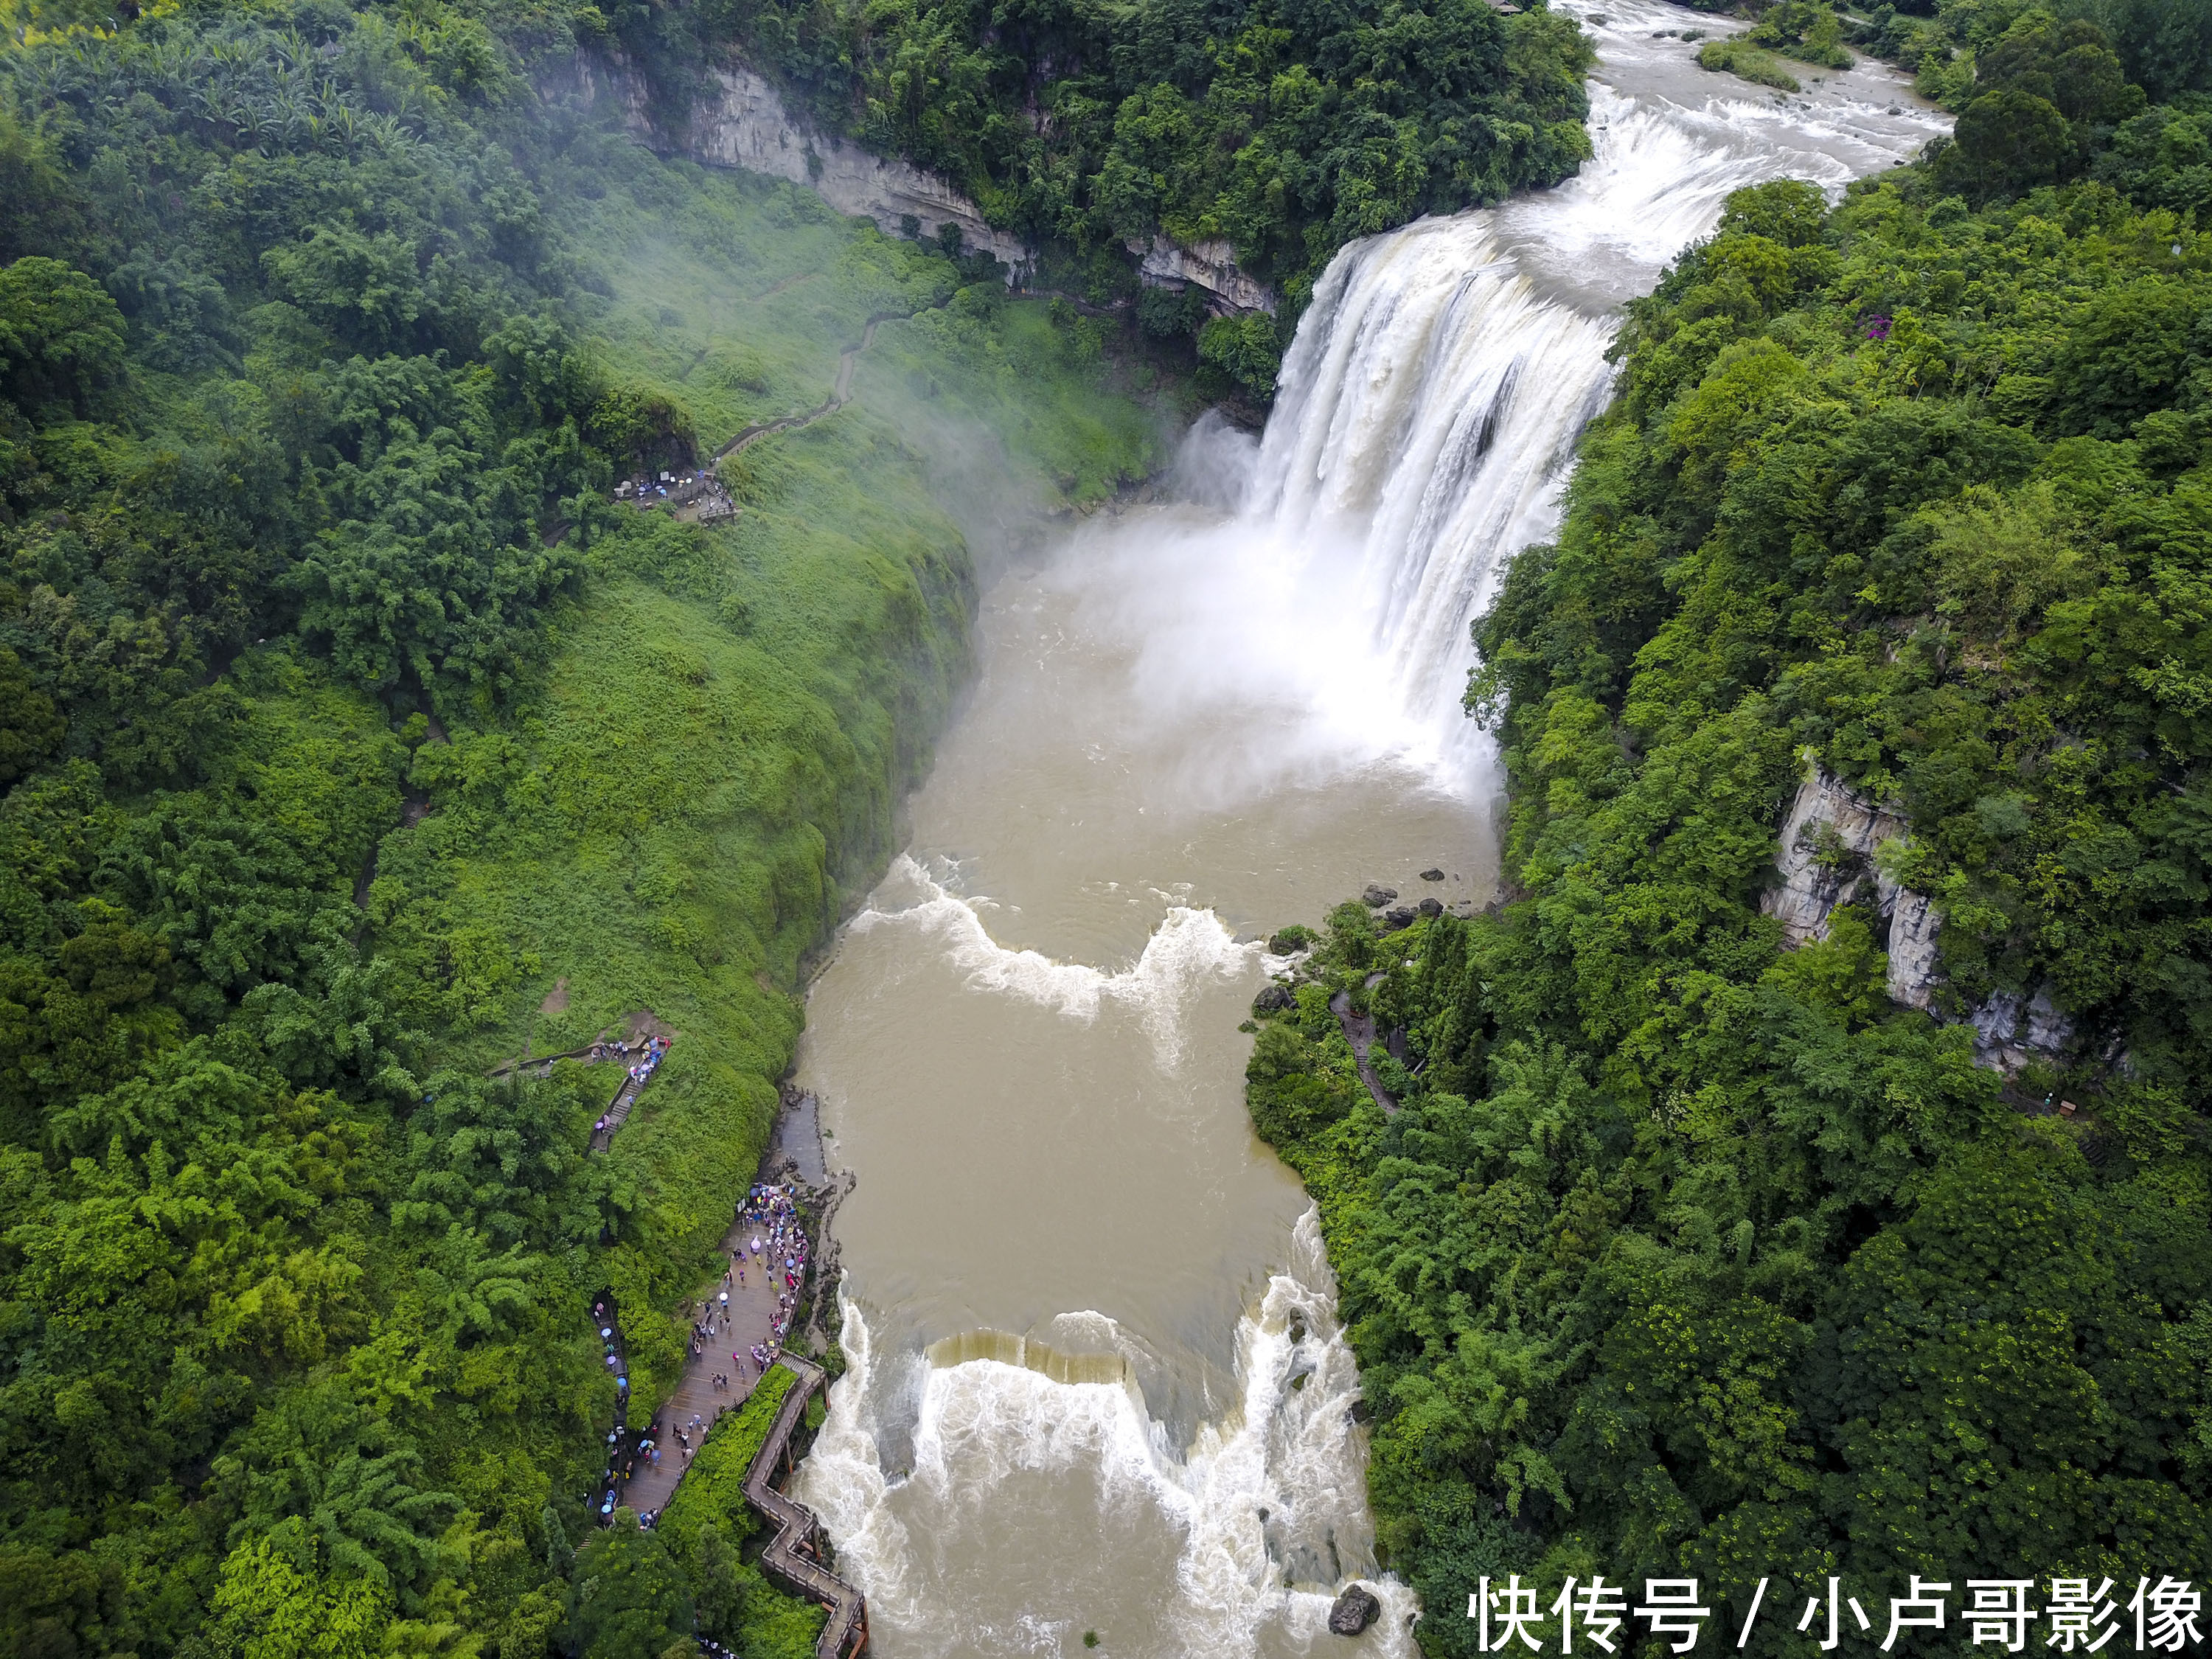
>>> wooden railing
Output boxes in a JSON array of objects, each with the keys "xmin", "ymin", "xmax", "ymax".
[{"xmin": 742, "ymin": 1354, "xmax": 869, "ymax": 1659}]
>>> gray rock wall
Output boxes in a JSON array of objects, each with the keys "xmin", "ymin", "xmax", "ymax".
[
  {"xmin": 1762, "ymin": 758, "xmax": 2075, "ymax": 1071},
  {"xmin": 1128, "ymin": 234, "xmax": 1279, "ymax": 316},
  {"xmin": 1884, "ymin": 887, "xmax": 1939, "ymax": 1012},
  {"xmin": 680, "ymin": 64, "xmax": 1031, "ymax": 271},
  {"xmin": 1762, "ymin": 761, "xmax": 1909, "ymax": 948}
]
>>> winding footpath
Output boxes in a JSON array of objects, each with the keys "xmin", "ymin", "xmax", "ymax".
[
  {"xmin": 712, "ymin": 313, "xmax": 897, "ymax": 465},
  {"xmin": 619, "ymin": 1206, "xmax": 789, "ymax": 1519},
  {"xmin": 1330, "ymin": 972, "xmax": 1397, "ymax": 1116}
]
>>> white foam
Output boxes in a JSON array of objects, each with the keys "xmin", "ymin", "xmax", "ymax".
[
  {"xmin": 851, "ymin": 853, "xmax": 1257, "ymax": 1067},
  {"xmin": 794, "ymin": 1210, "xmax": 1419, "ymax": 1658}
]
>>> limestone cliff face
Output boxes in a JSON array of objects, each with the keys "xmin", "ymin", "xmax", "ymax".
[
  {"xmin": 1761, "ymin": 757, "xmax": 2073, "ymax": 1071},
  {"xmin": 1884, "ymin": 888, "xmax": 1939, "ymax": 1013},
  {"xmin": 1763, "ymin": 762, "xmax": 1909, "ymax": 950},
  {"xmin": 1127, "ymin": 234, "xmax": 1278, "ymax": 316},
  {"xmin": 677, "ymin": 64, "xmax": 1031, "ymax": 270},
  {"xmin": 571, "ymin": 56, "xmax": 1276, "ymax": 315},
  {"xmin": 1968, "ymin": 987, "xmax": 2075, "ymax": 1074}
]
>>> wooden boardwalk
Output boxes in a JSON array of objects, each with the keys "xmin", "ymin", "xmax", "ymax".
[
  {"xmin": 619, "ymin": 1208, "xmax": 788, "ymax": 1518},
  {"xmin": 745, "ymin": 1354, "xmax": 869, "ymax": 1659}
]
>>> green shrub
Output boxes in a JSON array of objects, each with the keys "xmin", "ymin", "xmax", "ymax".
[
  {"xmin": 1197, "ymin": 312, "xmax": 1284, "ymax": 403},
  {"xmin": 1747, "ymin": 0, "xmax": 1854, "ymax": 68}
]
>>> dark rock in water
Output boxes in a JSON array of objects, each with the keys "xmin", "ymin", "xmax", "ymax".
[
  {"xmin": 1383, "ymin": 907, "xmax": 1416, "ymax": 929},
  {"xmin": 1362, "ymin": 884, "xmax": 1397, "ymax": 907},
  {"xmin": 1329, "ymin": 1585, "xmax": 1382, "ymax": 1636},
  {"xmin": 1419, "ymin": 868, "xmax": 1445, "ymax": 881},
  {"xmin": 1418, "ymin": 897, "xmax": 1442, "ymax": 918},
  {"xmin": 1253, "ymin": 983, "xmax": 1295, "ymax": 1015}
]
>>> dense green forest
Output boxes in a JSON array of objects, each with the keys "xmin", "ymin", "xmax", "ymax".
[
  {"xmin": 1245, "ymin": 7, "xmax": 2212, "ymax": 1655},
  {"xmin": 604, "ymin": 0, "xmax": 1596, "ymax": 396},
  {"xmin": 0, "ymin": 0, "xmax": 1161, "ymax": 1654}
]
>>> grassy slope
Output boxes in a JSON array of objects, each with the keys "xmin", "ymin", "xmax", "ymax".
[{"xmin": 362, "ymin": 155, "xmax": 1161, "ymax": 1414}]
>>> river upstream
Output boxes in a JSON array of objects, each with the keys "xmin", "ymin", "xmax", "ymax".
[{"xmin": 789, "ymin": 8, "xmax": 1944, "ymax": 1655}]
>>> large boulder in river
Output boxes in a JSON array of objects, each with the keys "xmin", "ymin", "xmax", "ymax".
[
  {"xmin": 1329, "ymin": 1584, "xmax": 1382, "ymax": 1636},
  {"xmin": 1417, "ymin": 897, "xmax": 1442, "ymax": 918},
  {"xmin": 1419, "ymin": 868, "xmax": 1444, "ymax": 881},
  {"xmin": 1361, "ymin": 885, "xmax": 1397, "ymax": 908}
]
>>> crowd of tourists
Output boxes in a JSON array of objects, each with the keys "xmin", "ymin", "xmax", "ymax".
[
  {"xmin": 591, "ymin": 1032, "xmax": 669, "ymax": 1136},
  {"xmin": 589, "ymin": 1183, "xmax": 816, "ymax": 1528},
  {"xmin": 736, "ymin": 1183, "xmax": 810, "ymax": 1371}
]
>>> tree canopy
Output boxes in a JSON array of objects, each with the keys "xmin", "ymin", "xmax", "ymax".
[{"xmin": 1249, "ymin": 16, "xmax": 2212, "ymax": 1652}]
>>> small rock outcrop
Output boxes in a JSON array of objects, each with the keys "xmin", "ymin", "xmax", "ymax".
[
  {"xmin": 1329, "ymin": 1584, "xmax": 1382, "ymax": 1636},
  {"xmin": 1764, "ymin": 761, "xmax": 1908, "ymax": 947},
  {"xmin": 1885, "ymin": 887, "xmax": 1940, "ymax": 1012},
  {"xmin": 1764, "ymin": 757, "xmax": 1942, "ymax": 1010},
  {"xmin": 1969, "ymin": 986, "xmax": 2075, "ymax": 1072},
  {"xmin": 1416, "ymin": 897, "xmax": 1443, "ymax": 918},
  {"xmin": 1253, "ymin": 983, "xmax": 1295, "ymax": 1014},
  {"xmin": 1362, "ymin": 885, "xmax": 1397, "ymax": 908},
  {"xmin": 1382, "ymin": 906, "xmax": 1416, "ymax": 930},
  {"xmin": 1764, "ymin": 757, "xmax": 2076, "ymax": 1071},
  {"xmin": 1127, "ymin": 234, "xmax": 1276, "ymax": 316},
  {"xmin": 1419, "ymin": 868, "xmax": 1445, "ymax": 881}
]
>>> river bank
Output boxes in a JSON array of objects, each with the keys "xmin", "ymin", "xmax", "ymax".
[{"xmin": 1234, "ymin": 3, "xmax": 2212, "ymax": 1650}]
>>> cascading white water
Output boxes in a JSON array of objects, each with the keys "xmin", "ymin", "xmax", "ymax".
[
  {"xmin": 1246, "ymin": 10, "xmax": 1947, "ymax": 746},
  {"xmin": 800, "ymin": 1211, "xmax": 1411, "ymax": 1657},
  {"xmin": 790, "ymin": 7, "xmax": 1944, "ymax": 1654},
  {"xmin": 1252, "ymin": 225, "xmax": 1620, "ymax": 720}
]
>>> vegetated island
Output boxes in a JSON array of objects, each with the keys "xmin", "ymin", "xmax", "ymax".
[{"xmin": 1245, "ymin": 5, "xmax": 2212, "ymax": 1651}]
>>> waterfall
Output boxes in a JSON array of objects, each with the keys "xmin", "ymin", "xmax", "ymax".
[
  {"xmin": 1220, "ymin": 19, "xmax": 1947, "ymax": 754},
  {"xmin": 788, "ymin": 10, "xmax": 1949, "ymax": 1655},
  {"xmin": 1251, "ymin": 220, "xmax": 1619, "ymax": 718}
]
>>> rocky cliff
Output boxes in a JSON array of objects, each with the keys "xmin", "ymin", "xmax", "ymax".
[
  {"xmin": 678, "ymin": 64, "xmax": 1032, "ymax": 271},
  {"xmin": 561, "ymin": 56, "xmax": 1274, "ymax": 315},
  {"xmin": 1127, "ymin": 234, "xmax": 1278, "ymax": 316},
  {"xmin": 1763, "ymin": 757, "xmax": 2073, "ymax": 1071}
]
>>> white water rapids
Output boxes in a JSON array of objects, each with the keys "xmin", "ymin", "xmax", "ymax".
[{"xmin": 789, "ymin": 7, "xmax": 1944, "ymax": 1655}]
